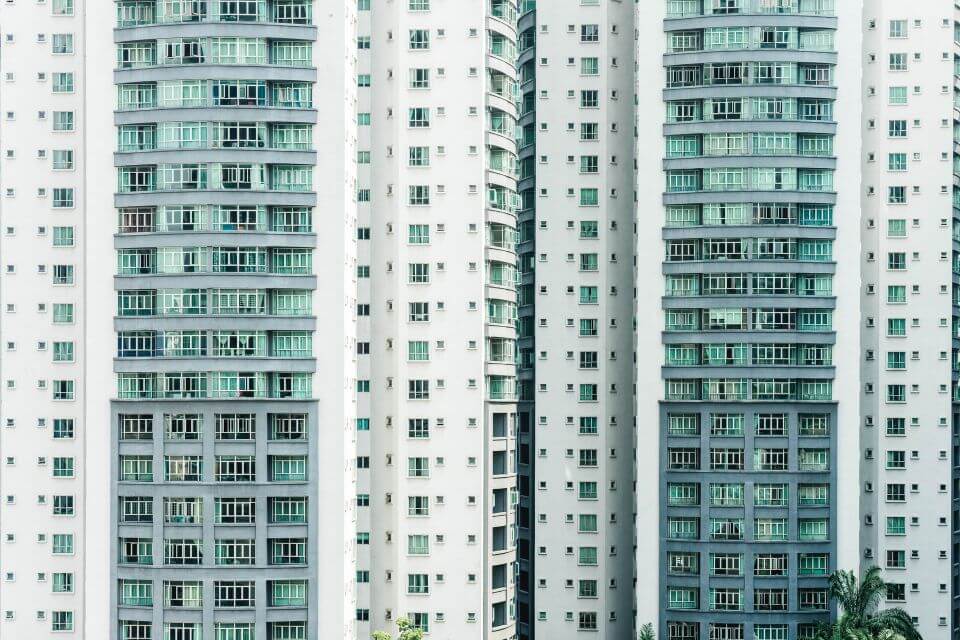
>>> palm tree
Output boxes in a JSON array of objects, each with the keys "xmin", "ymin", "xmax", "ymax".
[
  {"xmin": 817, "ymin": 567, "xmax": 921, "ymax": 640},
  {"xmin": 638, "ymin": 622, "xmax": 656, "ymax": 640}
]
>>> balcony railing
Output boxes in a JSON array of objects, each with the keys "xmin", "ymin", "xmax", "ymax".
[
  {"xmin": 116, "ymin": 0, "xmax": 313, "ymax": 28},
  {"xmin": 116, "ymin": 371, "xmax": 312, "ymax": 399},
  {"xmin": 666, "ymin": 0, "xmax": 835, "ymax": 19}
]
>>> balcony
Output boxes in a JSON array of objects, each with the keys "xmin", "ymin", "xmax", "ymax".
[
  {"xmin": 116, "ymin": 288, "xmax": 313, "ymax": 318},
  {"xmin": 117, "ymin": 163, "xmax": 313, "ymax": 194},
  {"xmin": 116, "ymin": 0, "xmax": 313, "ymax": 27},
  {"xmin": 117, "ymin": 80, "xmax": 314, "ymax": 111},
  {"xmin": 116, "ymin": 371, "xmax": 313, "ymax": 399},
  {"xmin": 116, "ymin": 39, "xmax": 314, "ymax": 71},
  {"xmin": 116, "ymin": 247, "xmax": 313, "ymax": 276},
  {"xmin": 118, "ymin": 205, "xmax": 312, "ymax": 234},
  {"xmin": 666, "ymin": 0, "xmax": 835, "ymax": 19}
]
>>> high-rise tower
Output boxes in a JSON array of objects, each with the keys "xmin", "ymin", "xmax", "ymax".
[{"xmin": 638, "ymin": 2, "xmax": 862, "ymax": 639}]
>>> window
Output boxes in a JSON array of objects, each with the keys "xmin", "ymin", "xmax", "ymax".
[
  {"xmin": 269, "ymin": 538, "xmax": 306, "ymax": 565},
  {"xmin": 409, "ymin": 29, "xmax": 430, "ymax": 50},
  {"xmin": 409, "ymin": 68, "xmax": 430, "ymax": 89},
  {"xmin": 888, "ymin": 120, "xmax": 906, "ymax": 137},
  {"xmin": 214, "ymin": 580, "xmax": 255, "ymax": 607},
  {"xmin": 407, "ymin": 573, "xmax": 429, "ymax": 594},
  {"xmin": 215, "ymin": 623, "xmax": 255, "ymax": 640},
  {"xmin": 580, "ymin": 24, "xmax": 599, "ymax": 42},
  {"xmin": 408, "ymin": 185, "xmax": 430, "ymax": 205},
  {"xmin": 51, "ymin": 611, "xmax": 73, "ymax": 632},
  {"xmin": 408, "ymin": 107, "xmax": 430, "ymax": 128},
  {"xmin": 52, "ymin": 341, "xmax": 74, "ymax": 362},
  {"xmin": 53, "ymin": 111, "xmax": 74, "ymax": 131},
  {"xmin": 408, "ymin": 379, "xmax": 429, "ymax": 399},
  {"xmin": 269, "ymin": 580, "xmax": 307, "ymax": 607},
  {"xmin": 888, "ymin": 86, "xmax": 906, "ymax": 105},
  {"xmin": 409, "ymin": 146, "xmax": 430, "ymax": 166},
  {"xmin": 408, "ymin": 457, "xmax": 429, "ymax": 478},
  {"xmin": 53, "ymin": 418, "xmax": 75, "ymax": 439},
  {"xmin": 408, "ymin": 341, "xmax": 429, "ymax": 361},
  {"xmin": 886, "ymin": 484, "xmax": 905, "ymax": 502},
  {"xmin": 887, "ymin": 385, "xmax": 906, "ymax": 402},
  {"xmin": 52, "ymin": 494, "xmax": 74, "ymax": 515},
  {"xmin": 886, "ymin": 352, "xmax": 905, "ymax": 370},
  {"xmin": 51, "ymin": 263, "xmax": 73, "ymax": 284},
  {"xmin": 889, "ymin": 20, "xmax": 907, "ymax": 38},
  {"xmin": 52, "ymin": 457, "xmax": 74, "ymax": 478},
  {"xmin": 47, "ymin": 190, "xmax": 76, "ymax": 213},
  {"xmin": 52, "ymin": 34, "xmax": 74, "ymax": 54},
  {"xmin": 409, "ymin": 302, "xmax": 429, "ymax": 322},
  {"xmin": 408, "ymin": 224, "xmax": 429, "ymax": 244},
  {"xmin": 53, "ymin": 380, "xmax": 74, "ymax": 400},
  {"xmin": 52, "ymin": 73, "xmax": 73, "ymax": 93},
  {"xmin": 52, "ymin": 226, "xmax": 74, "ymax": 246},
  {"xmin": 887, "ymin": 318, "xmax": 906, "ymax": 336}
]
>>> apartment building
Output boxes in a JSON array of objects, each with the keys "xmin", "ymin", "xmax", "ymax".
[
  {"xmin": 359, "ymin": 0, "xmax": 519, "ymax": 638},
  {"xmin": 638, "ymin": 2, "xmax": 861, "ymax": 640},
  {"xmin": 98, "ymin": 1, "xmax": 358, "ymax": 639},
  {"xmin": 3, "ymin": 1, "xmax": 960, "ymax": 639},
  {"xmin": 0, "ymin": 0, "xmax": 87, "ymax": 637},
  {"xmin": 513, "ymin": 0, "xmax": 635, "ymax": 638},
  {"xmin": 861, "ymin": 3, "xmax": 959, "ymax": 638}
]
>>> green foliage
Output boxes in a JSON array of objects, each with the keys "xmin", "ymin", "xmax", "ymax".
[
  {"xmin": 372, "ymin": 617, "xmax": 424, "ymax": 640},
  {"xmin": 814, "ymin": 567, "xmax": 921, "ymax": 640},
  {"xmin": 638, "ymin": 622, "xmax": 656, "ymax": 640}
]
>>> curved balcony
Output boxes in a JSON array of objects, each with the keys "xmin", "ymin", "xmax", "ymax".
[
  {"xmin": 117, "ymin": 204, "xmax": 312, "ymax": 235},
  {"xmin": 489, "ymin": 0, "xmax": 518, "ymax": 29},
  {"xmin": 666, "ymin": 27, "xmax": 835, "ymax": 56},
  {"xmin": 117, "ymin": 163, "xmax": 312, "ymax": 194},
  {"xmin": 116, "ymin": 287, "xmax": 313, "ymax": 318},
  {"xmin": 487, "ymin": 222, "xmax": 519, "ymax": 249},
  {"xmin": 116, "ymin": 370, "xmax": 313, "ymax": 400},
  {"xmin": 116, "ymin": 0, "xmax": 314, "ymax": 28},
  {"xmin": 116, "ymin": 38, "xmax": 314, "ymax": 70},
  {"xmin": 117, "ymin": 246, "xmax": 313, "ymax": 276},
  {"xmin": 664, "ymin": 271, "xmax": 834, "ymax": 298},
  {"xmin": 487, "ymin": 375, "xmax": 518, "ymax": 402},
  {"xmin": 664, "ymin": 343, "xmax": 833, "ymax": 368},
  {"xmin": 663, "ymin": 202, "xmax": 834, "ymax": 229},
  {"xmin": 117, "ymin": 79, "xmax": 314, "ymax": 113},
  {"xmin": 665, "ymin": 237, "xmax": 833, "ymax": 263},
  {"xmin": 666, "ymin": 62, "xmax": 834, "ymax": 91},
  {"xmin": 665, "ymin": 0, "xmax": 836, "ymax": 19},
  {"xmin": 665, "ymin": 167, "xmax": 834, "ymax": 196},
  {"xmin": 663, "ymin": 377, "xmax": 833, "ymax": 402}
]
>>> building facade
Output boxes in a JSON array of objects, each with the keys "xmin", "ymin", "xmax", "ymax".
[
  {"xmin": 105, "ymin": 1, "xmax": 357, "ymax": 639},
  {"xmin": 513, "ymin": 0, "xmax": 636, "ymax": 637},
  {"xmin": 3, "ymin": 1, "xmax": 960, "ymax": 639},
  {"xmin": 638, "ymin": 1, "xmax": 862, "ymax": 639},
  {"xmin": 0, "ymin": 0, "xmax": 87, "ymax": 637},
  {"xmin": 358, "ymin": 0, "xmax": 519, "ymax": 637},
  {"xmin": 861, "ymin": 2, "xmax": 960, "ymax": 637}
]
